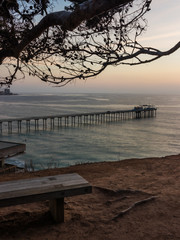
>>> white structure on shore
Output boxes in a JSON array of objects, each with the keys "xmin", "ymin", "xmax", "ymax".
[{"xmin": 0, "ymin": 88, "xmax": 16, "ymax": 95}]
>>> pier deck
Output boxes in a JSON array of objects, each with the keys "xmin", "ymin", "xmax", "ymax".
[
  {"xmin": 0, "ymin": 141, "xmax": 26, "ymax": 167},
  {"xmin": 0, "ymin": 107, "xmax": 157, "ymax": 134}
]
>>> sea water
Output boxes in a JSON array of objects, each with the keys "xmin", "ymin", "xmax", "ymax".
[{"xmin": 0, "ymin": 93, "xmax": 180, "ymax": 170}]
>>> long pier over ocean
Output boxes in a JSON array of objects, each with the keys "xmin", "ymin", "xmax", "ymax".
[{"xmin": 0, "ymin": 105, "xmax": 157, "ymax": 134}]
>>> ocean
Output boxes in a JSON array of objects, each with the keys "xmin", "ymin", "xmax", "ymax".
[{"xmin": 0, "ymin": 93, "xmax": 180, "ymax": 170}]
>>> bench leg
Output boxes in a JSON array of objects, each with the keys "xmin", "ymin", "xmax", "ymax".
[
  {"xmin": 0, "ymin": 158, "xmax": 5, "ymax": 168},
  {"xmin": 49, "ymin": 198, "xmax": 64, "ymax": 223}
]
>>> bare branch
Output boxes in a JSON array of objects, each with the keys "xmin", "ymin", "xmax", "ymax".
[
  {"xmin": 0, "ymin": 0, "xmax": 133, "ymax": 62},
  {"xmin": 0, "ymin": 0, "xmax": 179, "ymax": 86}
]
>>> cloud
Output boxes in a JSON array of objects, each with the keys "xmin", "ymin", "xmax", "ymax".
[{"xmin": 140, "ymin": 31, "xmax": 180, "ymax": 42}]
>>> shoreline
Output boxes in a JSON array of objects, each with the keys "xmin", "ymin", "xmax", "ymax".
[
  {"xmin": 0, "ymin": 154, "xmax": 179, "ymax": 240},
  {"xmin": 1, "ymin": 153, "xmax": 179, "ymax": 176}
]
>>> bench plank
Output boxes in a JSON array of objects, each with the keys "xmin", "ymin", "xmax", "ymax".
[
  {"xmin": 0, "ymin": 173, "xmax": 92, "ymax": 208},
  {"xmin": 0, "ymin": 173, "xmax": 90, "ymax": 200}
]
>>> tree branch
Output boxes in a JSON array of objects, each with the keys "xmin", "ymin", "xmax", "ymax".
[
  {"xmin": 112, "ymin": 196, "xmax": 156, "ymax": 221},
  {"xmin": 110, "ymin": 41, "xmax": 180, "ymax": 66},
  {"xmin": 1, "ymin": 0, "xmax": 179, "ymax": 86},
  {"xmin": 0, "ymin": 0, "xmax": 132, "ymax": 63}
]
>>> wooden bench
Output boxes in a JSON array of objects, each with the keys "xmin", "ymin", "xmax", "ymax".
[{"xmin": 0, "ymin": 173, "xmax": 92, "ymax": 222}]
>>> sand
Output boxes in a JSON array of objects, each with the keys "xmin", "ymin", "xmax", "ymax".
[{"xmin": 0, "ymin": 154, "xmax": 179, "ymax": 240}]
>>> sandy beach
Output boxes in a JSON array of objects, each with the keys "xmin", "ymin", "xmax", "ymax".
[{"xmin": 0, "ymin": 154, "xmax": 179, "ymax": 240}]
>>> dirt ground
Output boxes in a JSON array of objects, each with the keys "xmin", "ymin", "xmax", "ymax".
[{"xmin": 0, "ymin": 154, "xmax": 179, "ymax": 240}]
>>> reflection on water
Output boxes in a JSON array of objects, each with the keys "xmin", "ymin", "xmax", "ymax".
[{"xmin": 0, "ymin": 93, "xmax": 180, "ymax": 170}]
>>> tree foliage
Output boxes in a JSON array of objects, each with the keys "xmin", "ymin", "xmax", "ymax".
[{"xmin": 0, "ymin": 0, "xmax": 179, "ymax": 86}]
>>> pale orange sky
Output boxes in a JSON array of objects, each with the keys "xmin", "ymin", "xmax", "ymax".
[{"xmin": 11, "ymin": 0, "xmax": 180, "ymax": 94}]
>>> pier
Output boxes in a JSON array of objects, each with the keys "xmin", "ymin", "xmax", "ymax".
[
  {"xmin": 0, "ymin": 141, "xmax": 26, "ymax": 168},
  {"xmin": 0, "ymin": 106, "xmax": 157, "ymax": 134}
]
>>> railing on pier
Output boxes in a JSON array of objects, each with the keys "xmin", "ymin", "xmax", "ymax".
[{"xmin": 0, "ymin": 107, "xmax": 157, "ymax": 134}]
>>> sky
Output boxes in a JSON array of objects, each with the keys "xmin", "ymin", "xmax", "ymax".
[{"xmin": 9, "ymin": 0, "xmax": 180, "ymax": 94}]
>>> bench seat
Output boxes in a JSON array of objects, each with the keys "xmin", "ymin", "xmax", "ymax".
[{"xmin": 0, "ymin": 173, "xmax": 92, "ymax": 222}]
